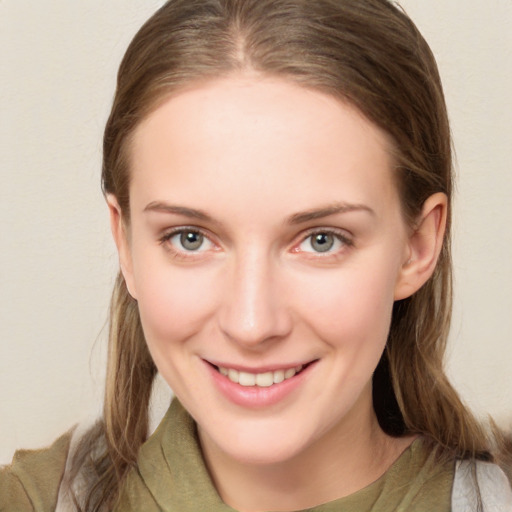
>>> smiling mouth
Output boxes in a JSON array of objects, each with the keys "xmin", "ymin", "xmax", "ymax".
[{"xmin": 213, "ymin": 363, "xmax": 311, "ymax": 387}]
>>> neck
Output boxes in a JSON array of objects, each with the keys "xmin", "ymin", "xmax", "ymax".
[{"xmin": 199, "ymin": 389, "xmax": 413, "ymax": 512}]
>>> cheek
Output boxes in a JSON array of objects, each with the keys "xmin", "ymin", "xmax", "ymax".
[
  {"xmin": 133, "ymin": 259, "xmax": 220, "ymax": 344},
  {"xmin": 293, "ymin": 261, "xmax": 397, "ymax": 347}
]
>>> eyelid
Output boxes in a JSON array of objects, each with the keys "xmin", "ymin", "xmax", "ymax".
[{"xmin": 159, "ymin": 225, "xmax": 208, "ymax": 241}]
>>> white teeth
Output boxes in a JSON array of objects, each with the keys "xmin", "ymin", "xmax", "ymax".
[
  {"xmin": 284, "ymin": 367, "xmax": 297, "ymax": 379},
  {"xmin": 218, "ymin": 364, "xmax": 305, "ymax": 387},
  {"xmin": 273, "ymin": 369, "xmax": 285, "ymax": 384},
  {"xmin": 255, "ymin": 371, "xmax": 274, "ymax": 387},
  {"xmin": 239, "ymin": 371, "xmax": 256, "ymax": 387}
]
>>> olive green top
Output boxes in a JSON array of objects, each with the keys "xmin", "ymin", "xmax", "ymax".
[
  {"xmin": 0, "ymin": 430, "xmax": 71, "ymax": 511},
  {"xmin": 1, "ymin": 399, "xmax": 453, "ymax": 511}
]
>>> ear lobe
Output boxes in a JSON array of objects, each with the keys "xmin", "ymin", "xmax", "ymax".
[
  {"xmin": 394, "ymin": 192, "xmax": 448, "ymax": 300},
  {"xmin": 106, "ymin": 194, "xmax": 138, "ymax": 300}
]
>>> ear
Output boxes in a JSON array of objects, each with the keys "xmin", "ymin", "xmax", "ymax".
[
  {"xmin": 106, "ymin": 194, "xmax": 138, "ymax": 300},
  {"xmin": 394, "ymin": 192, "xmax": 448, "ymax": 300}
]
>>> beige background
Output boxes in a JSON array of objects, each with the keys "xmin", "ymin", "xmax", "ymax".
[{"xmin": 1, "ymin": 0, "xmax": 511, "ymax": 464}]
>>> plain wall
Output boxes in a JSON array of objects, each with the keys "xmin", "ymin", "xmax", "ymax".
[{"xmin": 1, "ymin": 0, "xmax": 511, "ymax": 464}]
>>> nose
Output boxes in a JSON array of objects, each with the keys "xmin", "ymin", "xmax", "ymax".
[{"xmin": 217, "ymin": 250, "xmax": 293, "ymax": 349}]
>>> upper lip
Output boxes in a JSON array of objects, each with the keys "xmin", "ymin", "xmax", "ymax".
[{"xmin": 204, "ymin": 359, "xmax": 317, "ymax": 373}]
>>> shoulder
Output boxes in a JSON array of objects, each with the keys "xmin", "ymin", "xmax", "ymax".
[
  {"xmin": 0, "ymin": 430, "xmax": 72, "ymax": 512},
  {"xmin": 452, "ymin": 459, "xmax": 512, "ymax": 512}
]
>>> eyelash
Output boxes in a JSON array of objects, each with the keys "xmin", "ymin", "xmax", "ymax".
[{"xmin": 158, "ymin": 227, "xmax": 353, "ymax": 259}]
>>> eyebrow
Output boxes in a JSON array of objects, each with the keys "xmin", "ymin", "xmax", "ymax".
[
  {"xmin": 287, "ymin": 202, "xmax": 375, "ymax": 224},
  {"xmin": 143, "ymin": 202, "xmax": 215, "ymax": 223},
  {"xmin": 143, "ymin": 201, "xmax": 374, "ymax": 225}
]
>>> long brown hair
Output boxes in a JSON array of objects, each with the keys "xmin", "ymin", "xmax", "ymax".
[{"xmin": 70, "ymin": 0, "xmax": 498, "ymax": 509}]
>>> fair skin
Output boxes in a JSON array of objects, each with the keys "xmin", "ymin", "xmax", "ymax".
[{"xmin": 109, "ymin": 75, "xmax": 446, "ymax": 512}]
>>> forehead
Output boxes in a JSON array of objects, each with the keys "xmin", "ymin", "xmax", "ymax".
[{"xmin": 129, "ymin": 76, "xmax": 399, "ymax": 220}]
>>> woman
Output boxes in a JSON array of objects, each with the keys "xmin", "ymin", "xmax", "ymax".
[{"xmin": 1, "ymin": 0, "xmax": 511, "ymax": 510}]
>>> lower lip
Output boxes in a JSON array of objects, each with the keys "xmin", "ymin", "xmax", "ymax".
[{"xmin": 205, "ymin": 361, "xmax": 316, "ymax": 408}]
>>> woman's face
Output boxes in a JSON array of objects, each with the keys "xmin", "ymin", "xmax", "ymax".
[{"xmin": 118, "ymin": 76, "xmax": 413, "ymax": 466}]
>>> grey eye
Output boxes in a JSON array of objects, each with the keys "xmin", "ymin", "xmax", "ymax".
[
  {"xmin": 310, "ymin": 233, "xmax": 335, "ymax": 252},
  {"xmin": 180, "ymin": 231, "xmax": 204, "ymax": 251}
]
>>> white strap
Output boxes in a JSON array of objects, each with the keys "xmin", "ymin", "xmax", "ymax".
[{"xmin": 452, "ymin": 459, "xmax": 512, "ymax": 511}]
